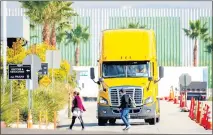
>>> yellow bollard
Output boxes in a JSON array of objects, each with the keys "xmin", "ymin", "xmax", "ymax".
[
  {"xmin": 54, "ymin": 111, "xmax": 57, "ymax": 129},
  {"xmin": 27, "ymin": 110, "xmax": 33, "ymax": 128},
  {"xmin": 39, "ymin": 111, "xmax": 42, "ymax": 129},
  {"xmin": 17, "ymin": 109, "xmax": 19, "ymax": 128},
  {"xmin": 45, "ymin": 110, "xmax": 48, "ymax": 129}
]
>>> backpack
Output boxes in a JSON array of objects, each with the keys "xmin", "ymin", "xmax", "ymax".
[{"xmin": 128, "ymin": 95, "xmax": 136, "ymax": 108}]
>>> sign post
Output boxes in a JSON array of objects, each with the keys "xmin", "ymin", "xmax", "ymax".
[
  {"xmin": 46, "ymin": 50, "xmax": 61, "ymax": 90},
  {"xmin": 179, "ymin": 73, "xmax": 192, "ymax": 110},
  {"xmin": 23, "ymin": 54, "xmax": 41, "ymax": 110}
]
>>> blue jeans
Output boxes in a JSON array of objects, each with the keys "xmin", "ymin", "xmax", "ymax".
[{"xmin": 121, "ymin": 108, "xmax": 130, "ymax": 127}]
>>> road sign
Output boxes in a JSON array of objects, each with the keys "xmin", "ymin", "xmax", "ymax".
[
  {"xmin": 46, "ymin": 50, "xmax": 61, "ymax": 69},
  {"xmin": 8, "ymin": 64, "xmax": 31, "ymax": 80},
  {"xmin": 40, "ymin": 76, "xmax": 52, "ymax": 87},
  {"xmin": 23, "ymin": 54, "xmax": 41, "ymax": 90},
  {"xmin": 179, "ymin": 73, "xmax": 192, "ymax": 87},
  {"xmin": 38, "ymin": 63, "xmax": 48, "ymax": 75}
]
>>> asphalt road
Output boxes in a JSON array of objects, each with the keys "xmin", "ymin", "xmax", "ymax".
[
  {"xmin": 2, "ymin": 100, "xmax": 212, "ymax": 134},
  {"xmin": 57, "ymin": 100, "xmax": 212, "ymax": 134}
]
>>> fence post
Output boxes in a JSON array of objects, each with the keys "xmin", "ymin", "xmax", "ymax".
[
  {"xmin": 45, "ymin": 110, "xmax": 48, "ymax": 129},
  {"xmin": 16, "ymin": 109, "xmax": 19, "ymax": 128},
  {"xmin": 54, "ymin": 111, "xmax": 57, "ymax": 129},
  {"xmin": 27, "ymin": 109, "xmax": 33, "ymax": 128},
  {"xmin": 39, "ymin": 111, "xmax": 41, "ymax": 129}
]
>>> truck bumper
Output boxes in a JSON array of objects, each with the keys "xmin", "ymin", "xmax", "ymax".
[{"xmin": 97, "ymin": 103, "xmax": 158, "ymax": 119}]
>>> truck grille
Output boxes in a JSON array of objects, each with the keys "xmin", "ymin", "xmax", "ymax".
[{"xmin": 109, "ymin": 87, "xmax": 143, "ymax": 106}]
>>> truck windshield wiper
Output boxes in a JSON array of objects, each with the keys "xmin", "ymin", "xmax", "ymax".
[{"xmin": 104, "ymin": 74, "xmax": 125, "ymax": 78}]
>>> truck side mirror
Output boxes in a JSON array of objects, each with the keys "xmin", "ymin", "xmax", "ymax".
[
  {"xmin": 99, "ymin": 78, "xmax": 104, "ymax": 83},
  {"xmin": 90, "ymin": 67, "xmax": 95, "ymax": 80},
  {"xmin": 97, "ymin": 78, "xmax": 104, "ymax": 85},
  {"xmin": 159, "ymin": 66, "xmax": 164, "ymax": 78}
]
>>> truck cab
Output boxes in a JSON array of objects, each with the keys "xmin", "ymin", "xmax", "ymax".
[{"xmin": 90, "ymin": 29, "xmax": 164, "ymax": 126}]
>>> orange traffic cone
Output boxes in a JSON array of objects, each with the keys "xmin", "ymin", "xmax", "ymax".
[
  {"xmin": 168, "ymin": 87, "xmax": 174, "ymax": 102},
  {"xmin": 196, "ymin": 102, "xmax": 203, "ymax": 123},
  {"xmin": 193, "ymin": 100, "xmax": 198, "ymax": 121},
  {"xmin": 180, "ymin": 92, "xmax": 189, "ymax": 112},
  {"xmin": 199, "ymin": 103, "xmax": 205, "ymax": 125},
  {"xmin": 173, "ymin": 95, "xmax": 179, "ymax": 104},
  {"xmin": 204, "ymin": 105, "xmax": 212, "ymax": 130},
  {"xmin": 188, "ymin": 97, "xmax": 195, "ymax": 119},
  {"xmin": 27, "ymin": 110, "xmax": 33, "ymax": 128},
  {"xmin": 200, "ymin": 104, "xmax": 209, "ymax": 127}
]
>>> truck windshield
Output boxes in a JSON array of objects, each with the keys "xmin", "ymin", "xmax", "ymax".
[{"xmin": 102, "ymin": 61, "xmax": 150, "ymax": 78}]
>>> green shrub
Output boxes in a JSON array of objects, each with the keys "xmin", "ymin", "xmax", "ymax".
[{"xmin": 1, "ymin": 80, "xmax": 74, "ymax": 125}]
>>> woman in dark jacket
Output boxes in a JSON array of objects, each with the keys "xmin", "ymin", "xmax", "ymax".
[{"xmin": 70, "ymin": 91, "xmax": 86, "ymax": 130}]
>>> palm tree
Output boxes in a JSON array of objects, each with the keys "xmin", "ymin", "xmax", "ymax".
[
  {"xmin": 183, "ymin": 20, "xmax": 209, "ymax": 66},
  {"xmin": 20, "ymin": 1, "xmax": 51, "ymax": 44},
  {"xmin": 65, "ymin": 24, "xmax": 90, "ymax": 66},
  {"xmin": 49, "ymin": 1, "xmax": 78, "ymax": 46},
  {"xmin": 205, "ymin": 37, "xmax": 213, "ymax": 53},
  {"xmin": 121, "ymin": 22, "xmax": 146, "ymax": 29}
]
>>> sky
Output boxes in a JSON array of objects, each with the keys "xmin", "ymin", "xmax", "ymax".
[{"xmin": 6, "ymin": 1, "xmax": 213, "ymax": 9}]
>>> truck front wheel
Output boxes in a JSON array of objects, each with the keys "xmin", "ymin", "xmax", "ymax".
[
  {"xmin": 145, "ymin": 118, "xmax": 156, "ymax": 125},
  {"xmin": 156, "ymin": 117, "xmax": 160, "ymax": 123},
  {"xmin": 109, "ymin": 118, "xmax": 116, "ymax": 125},
  {"xmin": 98, "ymin": 117, "xmax": 108, "ymax": 126}
]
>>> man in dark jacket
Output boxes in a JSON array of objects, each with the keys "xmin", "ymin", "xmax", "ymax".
[{"xmin": 119, "ymin": 88, "xmax": 131, "ymax": 130}]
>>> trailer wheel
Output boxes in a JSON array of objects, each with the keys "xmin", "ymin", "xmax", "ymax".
[
  {"xmin": 109, "ymin": 118, "xmax": 116, "ymax": 125},
  {"xmin": 98, "ymin": 117, "xmax": 108, "ymax": 126}
]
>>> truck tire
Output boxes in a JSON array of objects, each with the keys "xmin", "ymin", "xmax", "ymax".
[
  {"xmin": 156, "ymin": 117, "xmax": 160, "ymax": 123},
  {"xmin": 109, "ymin": 118, "xmax": 116, "ymax": 125},
  {"xmin": 98, "ymin": 117, "xmax": 108, "ymax": 126},
  {"xmin": 145, "ymin": 118, "xmax": 156, "ymax": 125}
]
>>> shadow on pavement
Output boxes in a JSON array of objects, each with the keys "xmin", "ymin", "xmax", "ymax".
[
  {"xmin": 57, "ymin": 122, "xmax": 148, "ymax": 128},
  {"xmin": 57, "ymin": 123, "xmax": 98, "ymax": 128}
]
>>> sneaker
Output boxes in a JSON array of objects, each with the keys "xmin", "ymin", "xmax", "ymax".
[{"xmin": 125, "ymin": 125, "xmax": 131, "ymax": 130}]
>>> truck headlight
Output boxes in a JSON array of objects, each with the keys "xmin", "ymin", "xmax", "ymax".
[
  {"xmin": 100, "ymin": 97, "xmax": 108, "ymax": 105},
  {"xmin": 144, "ymin": 96, "xmax": 153, "ymax": 104}
]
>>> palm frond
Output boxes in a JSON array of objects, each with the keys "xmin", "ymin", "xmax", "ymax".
[
  {"xmin": 139, "ymin": 25, "xmax": 146, "ymax": 29},
  {"xmin": 200, "ymin": 27, "xmax": 208, "ymax": 35},
  {"xmin": 189, "ymin": 20, "xmax": 196, "ymax": 31},
  {"xmin": 195, "ymin": 20, "xmax": 201, "ymax": 29},
  {"xmin": 183, "ymin": 28, "xmax": 191, "ymax": 36}
]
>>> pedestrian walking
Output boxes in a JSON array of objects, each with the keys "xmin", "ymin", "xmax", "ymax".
[
  {"xmin": 119, "ymin": 88, "xmax": 131, "ymax": 130},
  {"xmin": 69, "ymin": 90, "xmax": 86, "ymax": 130}
]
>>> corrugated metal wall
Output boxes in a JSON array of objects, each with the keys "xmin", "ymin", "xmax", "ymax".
[{"xmin": 7, "ymin": 8, "xmax": 213, "ymax": 88}]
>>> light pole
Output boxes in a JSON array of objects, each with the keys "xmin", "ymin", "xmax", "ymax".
[{"xmin": 2, "ymin": 1, "xmax": 7, "ymax": 94}]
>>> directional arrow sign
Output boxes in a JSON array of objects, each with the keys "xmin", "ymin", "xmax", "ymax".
[
  {"xmin": 26, "ymin": 69, "xmax": 30, "ymax": 72},
  {"xmin": 8, "ymin": 64, "xmax": 31, "ymax": 80},
  {"xmin": 38, "ymin": 63, "xmax": 48, "ymax": 75}
]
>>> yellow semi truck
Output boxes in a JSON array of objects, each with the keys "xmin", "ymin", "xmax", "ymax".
[{"xmin": 90, "ymin": 29, "xmax": 164, "ymax": 126}]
